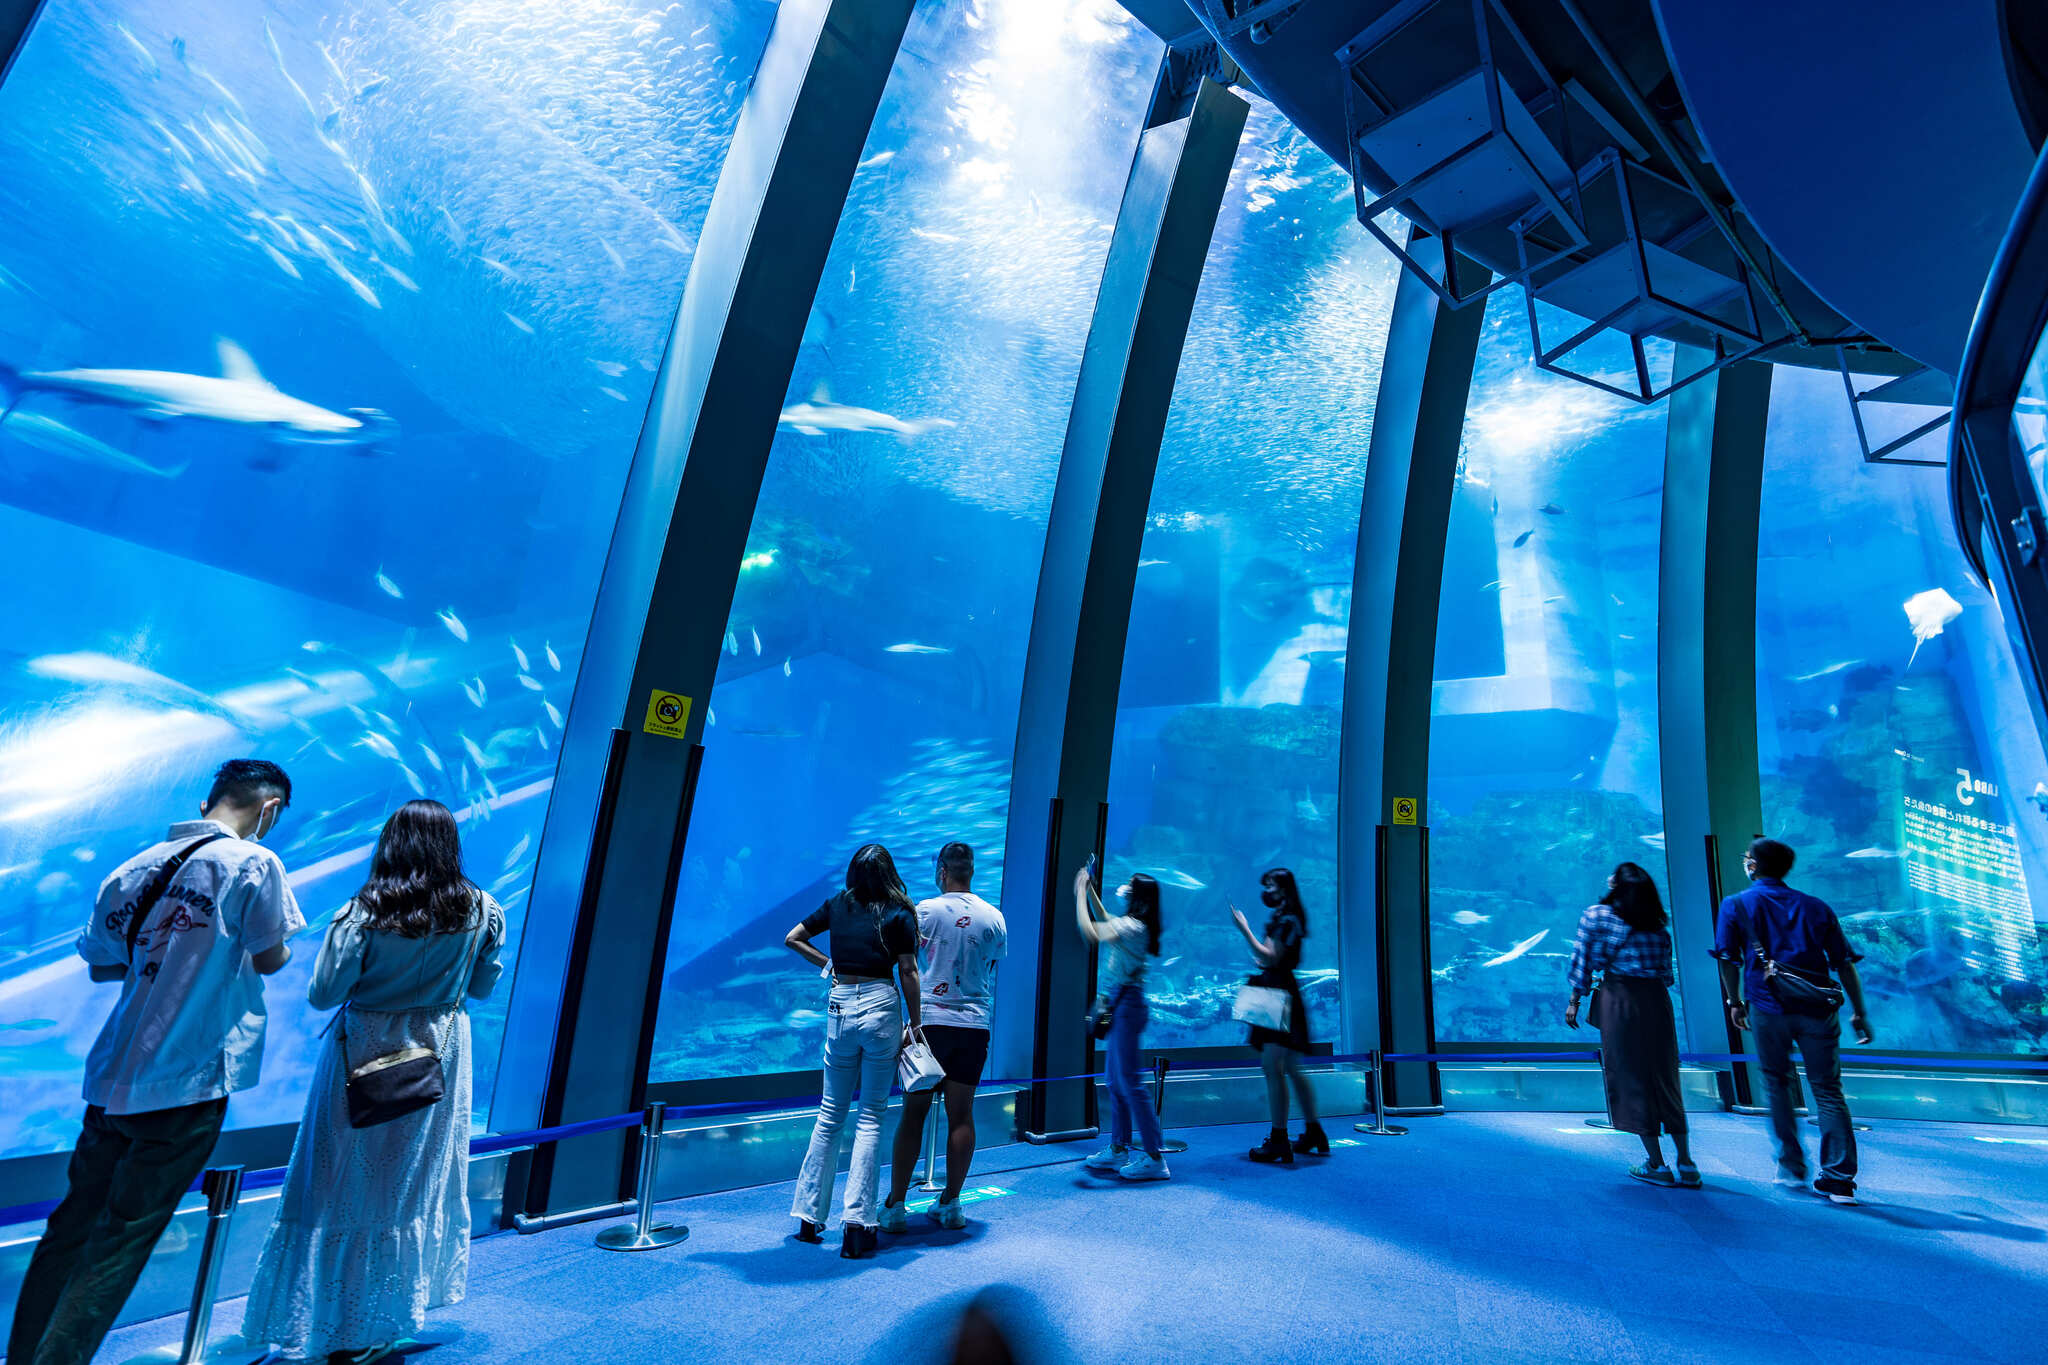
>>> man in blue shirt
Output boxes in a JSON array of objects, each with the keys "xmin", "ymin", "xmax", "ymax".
[{"xmin": 1714, "ymin": 837, "xmax": 1874, "ymax": 1204}]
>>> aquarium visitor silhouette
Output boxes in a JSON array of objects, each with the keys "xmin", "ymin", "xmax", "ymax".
[
  {"xmin": 240, "ymin": 799, "xmax": 505, "ymax": 1363},
  {"xmin": 1073, "ymin": 866, "xmax": 1170, "ymax": 1181},
  {"xmin": 1716, "ymin": 837, "xmax": 1874, "ymax": 1205},
  {"xmin": 10, "ymin": 759, "xmax": 302, "ymax": 1365},
  {"xmin": 1565, "ymin": 862, "xmax": 1696, "ymax": 1186},
  {"xmin": 1231, "ymin": 867, "xmax": 1328, "ymax": 1163},
  {"xmin": 785, "ymin": 843, "xmax": 924, "ymax": 1258},
  {"xmin": 881, "ymin": 841, "xmax": 1007, "ymax": 1233}
]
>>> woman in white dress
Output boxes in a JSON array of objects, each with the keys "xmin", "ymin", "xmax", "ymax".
[{"xmin": 242, "ymin": 800, "xmax": 504, "ymax": 1364}]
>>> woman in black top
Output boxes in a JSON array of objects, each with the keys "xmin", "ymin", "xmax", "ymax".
[
  {"xmin": 785, "ymin": 844, "xmax": 923, "ymax": 1258},
  {"xmin": 1230, "ymin": 867, "xmax": 1326, "ymax": 1163}
]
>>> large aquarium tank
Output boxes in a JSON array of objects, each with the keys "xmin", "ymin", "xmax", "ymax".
[
  {"xmin": 1756, "ymin": 363, "xmax": 2048, "ymax": 1054},
  {"xmin": 1426, "ymin": 290, "xmax": 1673, "ymax": 1044},
  {"xmin": 646, "ymin": 0, "xmax": 1162, "ymax": 1084},
  {"xmin": 0, "ymin": 0, "xmax": 773, "ymax": 1160},
  {"xmin": 1101, "ymin": 97, "xmax": 1400, "ymax": 1051}
]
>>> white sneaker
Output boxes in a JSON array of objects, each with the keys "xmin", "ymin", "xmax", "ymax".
[
  {"xmin": 929, "ymin": 1198, "xmax": 966, "ymax": 1230},
  {"xmin": 1083, "ymin": 1145, "xmax": 1127, "ymax": 1174},
  {"xmin": 1119, "ymin": 1152, "xmax": 1170, "ymax": 1182},
  {"xmin": 877, "ymin": 1199, "xmax": 907, "ymax": 1233}
]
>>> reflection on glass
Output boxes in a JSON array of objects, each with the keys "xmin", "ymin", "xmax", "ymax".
[
  {"xmin": 0, "ymin": 0, "xmax": 771, "ymax": 1158},
  {"xmin": 1427, "ymin": 290, "xmax": 1672, "ymax": 1044},
  {"xmin": 1757, "ymin": 365, "xmax": 2048, "ymax": 1053},
  {"xmin": 648, "ymin": 0, "xmax": 1160, "ymax": 1083},
  {"xmin": 2019, "ymin": 324, "xmax": 2048, "ymax": 509},
  {"xmin": 1101, "ymin": 99, "xmax": 1400, "ymax": 1050}
]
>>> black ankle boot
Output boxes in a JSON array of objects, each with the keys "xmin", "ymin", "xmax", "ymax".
[
  {"xmin": 1293, "ymin": 1122, "xmax": 1330, "ymax": 1156},
  {"xmin": 1249, "ymin": 1129, "xmax": 1294, "ymax": 1164},
  {"xmin": 840, "ymin": 1223, "xmax": 877, "ymax": 1259},
  {"xmin": 792, "ymin": 1219, "xmax": 824, "ymax": 1244}
]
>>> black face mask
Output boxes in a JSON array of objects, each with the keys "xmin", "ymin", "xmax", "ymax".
[{"xmin": 1260, "ymin": 887, "xmax": 1284, "ymax": 909}]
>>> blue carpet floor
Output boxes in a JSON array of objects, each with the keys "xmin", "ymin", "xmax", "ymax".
[{"xmin": 96, "ymin": 1112, "xmax": 2048, "ymax": 1364}]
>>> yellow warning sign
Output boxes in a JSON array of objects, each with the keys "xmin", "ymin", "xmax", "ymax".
[
  {"xmin": 1391, "ymin": 797, "xmax": 1419, "ymax": 826},
  {"xmin": 643, "ymin": 690, "xmax": 693, "ymax": 739}
]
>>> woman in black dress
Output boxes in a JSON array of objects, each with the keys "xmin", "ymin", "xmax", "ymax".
[{"xmin": 1230, "ymin": 867, "xmax": 1327, "ymax": 1163}]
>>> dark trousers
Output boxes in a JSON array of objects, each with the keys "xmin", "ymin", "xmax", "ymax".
[
  {"xmin": 9, "ymin": 1098, "xmax": 227, "ymax": 1365},
  {"xmin": 1103, "ymin": 988, "xmax": 1163, "ymax": 1156},
  {"xmin": 1752, "ymin": 1010, "xmax": 1857, "ymax": 1186}
]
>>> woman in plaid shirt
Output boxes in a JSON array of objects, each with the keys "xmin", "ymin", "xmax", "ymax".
[{"xmin": 1565, "ymin": 862, "xmax": 1699, "ymax": 1188}]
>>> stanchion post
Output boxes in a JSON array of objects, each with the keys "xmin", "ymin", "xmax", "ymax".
[
  {"xmin": 1353, "ymin": 1050, "xmax": 1409, "ymax": 1137},
  {"xmin": 1149, "ymin": 1056, "xmax": 1188, "ymax": 1154},
  {"xmin": 121, "ymin": 1165, "xmax": 265, "ymax": 1365},
  {"xmin": 914, "ymin": 1103, "xmax": 943, "ymax": 1193},
  {"xmin": 596, "ymin": 1103, "xmax": 689, "ymax": 1252}
]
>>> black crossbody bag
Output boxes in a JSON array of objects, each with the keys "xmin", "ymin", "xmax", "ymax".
[
  {"xmin": 122, "ymin": 834, "xmax": 228, "ymax": 963},
  {"xmin": 336, "ymin": 911, "xmax": 485, "ymax": 1129},
  {"xmin": 1739, "ymin": 901, "xmax": 1846, "ymax": 1019}
]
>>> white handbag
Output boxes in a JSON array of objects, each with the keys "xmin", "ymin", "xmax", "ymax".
[
  {"xmin": 896, "ymin": 1026, "xmax": 946, "ymax": 1092},
  {"xmin": 1232, "ymin": 983, "xmax": 1291, "ymax": 1031}
]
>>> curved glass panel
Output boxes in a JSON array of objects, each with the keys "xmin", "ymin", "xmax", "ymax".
[
  {"xmin": 1757, "ymin": 364, "xmax": 2048, "ymax": 1054},
  {"xmin": 1427, "ymin": 291, "xmax": 1673, "ymax": 1044},
  {"xmin": 1100, "ymin": 98, "xmax": 1400, "ymax": 1051},
  {"xmin": 648, "ymin": 0, "xmax": 1161, "ymax": 1083},
  {"xmin": 0, "ymin": 0, "xmax": 770, "ymax": 1158},
  {"xmin": 2019, "ymin": 324, "xmax": 2048, "ymax": 507}
]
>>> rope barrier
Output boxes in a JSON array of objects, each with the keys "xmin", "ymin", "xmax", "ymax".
[{"xmin": 9, "ymin": 1044, "xmax": 2044, "ymax": 1230}]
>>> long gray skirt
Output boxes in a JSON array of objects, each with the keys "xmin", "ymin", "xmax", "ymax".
[
  {"xmin": 1596, "ymin": 974, "xmax": 1686, "ymax": 1138},
  {"xmin": 241, "ymin": 1006, "xmax": 472, "ymax": 1358}
]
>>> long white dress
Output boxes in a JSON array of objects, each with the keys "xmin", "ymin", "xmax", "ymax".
[{"xmin": 242, "ymin": 896, "xmax": 504, "ymax": 1359}]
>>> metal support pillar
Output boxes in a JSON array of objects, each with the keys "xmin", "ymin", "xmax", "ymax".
[
  {"xmin": 1335, "ymin": 233, "xmax": 1489, "ymax": 1110},
  {"xmin": 1657, "ymin": 348, "xmax": 1772, "ymax": 1064},
  {"xmin": 994, "ymin": 77, "xmax": 1250, "ymax": 1138},
  {"xmin": 0, "ymin": 0, "xmax": 45, "ymax": 88},
  {"xmin": 503, "ymin": 0, "xmax": 915, "ymax": 1216}
]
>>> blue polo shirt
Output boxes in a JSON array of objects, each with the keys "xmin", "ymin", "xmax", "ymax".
[{"xmin": 1713, "ymin": 878, "xmax": 1860, "ymax": 1015}]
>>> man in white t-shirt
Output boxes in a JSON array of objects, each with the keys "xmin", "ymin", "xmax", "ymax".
[
  {"xmin": 880, "ymin": 841, "xmax": 1006, "ymax": 1233},
  {"xmin": 10, "ymin": 759, "xmax": 304, "ymax": 1365}
]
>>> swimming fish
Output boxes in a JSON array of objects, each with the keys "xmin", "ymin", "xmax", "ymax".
[
  {"xmin": 782, "ymin": 658, "xmax": 792, "ymax": 678},
  {"xmin": 589, "ymin": 359, "xmax": 627, "ymax": 378},
  {"xmin": 502, "ymin": 834, "xmax": 532, "ymax": 870},
  {"xmin": 1845, "ymin": 848, "xmax": 1901, "ymax": 860},
  {"xmin": 778, "ymin": 392, "xmax": 956, "ymax": 439},
  {"xmin": 1791, "ymin": 659, "xmax": 1864, "ymax": 682},
  {"xmin": 1512, "ymin": 530, "xmax": 1535, "ymax": 548},
  {"xmin": 510, "ymin": 639, "xmax": 530, "ymax": 672},
  {"xmin": 0, "ymin": 339, "xmax": 388, "ymax": 441},
  {"xmin": 1903, "ymin": 588, "xmax": 1963, "ymax": 666},
  {"xmin": 462, "ymin": 677, "xmax": 486, "ymax": 707},
  {"xmin": 0, "ymin": 412, "xmax": 188, "ymax": 479},
  {"xmin": 1482, "ymin": 930, "xmax": 1549, "ymax": 968},
  {"xmin": 376, "ymin": 569, "xmax": 403, "ymax": 599},
  {"xmin": 518, "ymin": 675, "xmax": 543, "ymax": 692},
  {"xmin": 25, "ymin": 652, "xmax": 252, "ymax": 730},
  {"xmin": 436, "ymin": 608, "xmax": 469, "ymax": 643},
  {"xmin": 1152, "ymin": 869, "xmax": 1206, "ymax": 892},
  {"xmin": 884, "ymin": 643, "xmax": 950, "ymax": 655},
  {"xmin": 504, "ymin": 312, "xmax": 534, "ymax": 336},
  {"xmin": 544, "ymin": 642, "xmax": 561, "ymax": 672},
  {"xmin": 356, "ymin": 732, "xmax": 402, "ymax": 763},
  {"xmin": 543, "ymin": 700, "xmax": 564, "ymax": 728},
  {"xmin": 1538, "ymin": 503, "xmax": 1565, "ymax": 516},
  {"xmin": 751, "ymin": 629, "xmax": 762, "ymax": 656},
  {"xmin": 1451, "ymin": 910, "xmax": 1490, "ymax": 927},
  {"xmin": 724, "ymin": 631, "xmax": 738, "ymax": 656}
]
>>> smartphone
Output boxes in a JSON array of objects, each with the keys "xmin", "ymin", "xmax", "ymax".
[{"xmin": 1085, "ymin": 853, "xmax": 1099, "ymax": 889}]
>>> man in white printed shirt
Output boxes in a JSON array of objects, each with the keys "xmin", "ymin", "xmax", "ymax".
[
  {"xmin": 9, "ymin": 759, "xmax": 304, "ymax": 1365},
  {"xmin": 879, "ymin": 841, "xmax": 1006, "ymax": 1233}
]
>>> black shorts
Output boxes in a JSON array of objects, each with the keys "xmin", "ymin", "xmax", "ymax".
[{"xmin": 922, "ymin": 1024, "xmax": 990, "ymax": 1088}]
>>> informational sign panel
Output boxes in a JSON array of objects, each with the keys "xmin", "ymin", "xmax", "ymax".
[{"xmin": 643, "ymin": 689, "xmax": 693, "ymax": 740}]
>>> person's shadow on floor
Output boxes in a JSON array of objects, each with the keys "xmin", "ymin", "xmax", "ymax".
[
  {"xmin": 1853, "ymin": 1202, "xmax": 2045, "ymax": 1240},
  {"xmin": 695, "ymin": 1225, "xmax": 986, "ymax": 1284}
]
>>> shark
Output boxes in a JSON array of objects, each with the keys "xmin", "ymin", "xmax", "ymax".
[
  {"xmin": 777, "ymin": 385, "xmax": 954, "ymax": 439},
  {"xmin": 0, "ymin": 339, "xmax": 394, "ymax": 447}
]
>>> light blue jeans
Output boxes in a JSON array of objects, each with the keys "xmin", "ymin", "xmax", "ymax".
[
  {"xmin": 1104, "ymin": 986, "xmax": 1163, "ymax": 1156},
  {"xmin": 791, "ymin": 980, "xmax": 901, "ymax": 1228}
]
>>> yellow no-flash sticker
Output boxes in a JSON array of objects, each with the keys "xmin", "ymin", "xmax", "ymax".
[
  {"xmin": 1392, "ymin": 797, "xmax": 1419, "ymax": 826},
  {"xmin": 643, "ymin": 690, "xmax": 693, "ymax": 739}
]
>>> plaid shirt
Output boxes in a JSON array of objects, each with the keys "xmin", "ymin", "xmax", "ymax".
[{"xmin": 1567, "ymin": 903, "xmax": 1674, "ymax": 994}]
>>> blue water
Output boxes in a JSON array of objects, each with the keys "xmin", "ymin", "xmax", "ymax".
[
  {"xmin": 647, "ymin": 0, "xmax": 1164, "ymax": 1083},
  {"xmin": 0, "ymin": 0, "xmax": 771, "ymax": 1159}
]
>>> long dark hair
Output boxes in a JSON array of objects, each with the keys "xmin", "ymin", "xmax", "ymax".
[
  {"xmin": 354, "ymin": 800, "xmax": 478, "ymax": 937},
  {"xmin": 1601, "ymin": 861, "xmax": 1667, "ymax": 932},
  {"xmin": 1124, "ymin": 873, "xmax": 1163, "ymax": 956},
  {"xmin": 1261, "ymin": 866, "xmax": 1307, "ymax": 934},
  {"xmin": 846, "ymin": 843, "xmax": 915, "ymax": 913}
]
